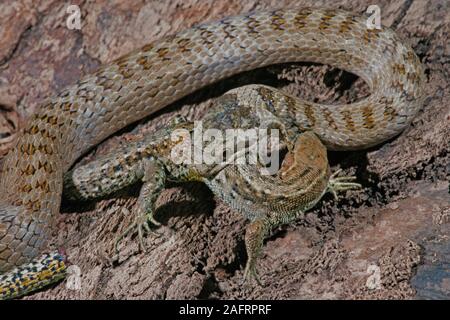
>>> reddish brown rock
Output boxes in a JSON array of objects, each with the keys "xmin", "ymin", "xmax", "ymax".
[{"xmin": 0, "ymin": 0, "xmax": 448, "ymax": 299}]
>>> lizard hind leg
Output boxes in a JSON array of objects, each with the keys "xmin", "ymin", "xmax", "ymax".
[
  {"xmin": 242, "ymin": 218, "xmax": 270, "ymax": 286},
  {"xmin": 115, "ymin": 159, "xmax": 166, "ymax": 254}
]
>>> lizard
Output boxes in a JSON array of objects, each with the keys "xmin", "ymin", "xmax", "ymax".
[{"xmin": 0, "ymin": 8, "xmax": 425, "ymax": 299}]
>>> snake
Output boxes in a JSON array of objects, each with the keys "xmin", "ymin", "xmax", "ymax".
[{"xmin": 0, "ymin": 8, "xmax": 425, "ymax": 299}]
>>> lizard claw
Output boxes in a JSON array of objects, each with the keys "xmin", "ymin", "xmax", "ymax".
[
  {"xmin": 327, "ymin": 169, "xmax": 362, "ymax": 199},
  {"xmin": 241, "ymin": 260, "xmax": 263, "ymax": 286},
  {"xmin": 114, "ymin": 207, "xmax": 162, "ymax": 255},
  {"xmin": 145, "ymin": 210, "xmax": 161, "ymax": 227}
]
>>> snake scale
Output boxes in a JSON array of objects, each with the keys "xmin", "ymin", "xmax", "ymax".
[{"xmin": 0, "ymin": 8, "xmax": 424, "ymax": 299}]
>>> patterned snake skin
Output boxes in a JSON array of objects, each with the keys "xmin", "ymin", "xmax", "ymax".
[{"xmin": 0, "ymin": 8, "xmax": 424, "ymax": 295}]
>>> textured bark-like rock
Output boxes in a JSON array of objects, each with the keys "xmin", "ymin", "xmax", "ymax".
[{"xmin": 0, "ymin": 0, "xmax": 448, "ymax": 299}]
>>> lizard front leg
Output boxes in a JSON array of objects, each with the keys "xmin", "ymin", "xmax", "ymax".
[{"xmin": 114, "ymin": 158, "xmax": 166, "ymax": 253}]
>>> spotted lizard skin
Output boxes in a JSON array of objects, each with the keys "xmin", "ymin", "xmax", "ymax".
[{"xmin": 0, "ymin": 8, "xmax": 424, "ymax": 298}]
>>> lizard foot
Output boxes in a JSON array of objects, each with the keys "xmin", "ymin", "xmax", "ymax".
[
  {"xmin": 114, "ymin": 207, "xmax": 161, "ymax": 254},
  {"xmin": 327, "ymin": 169, "xmax": 362, "ymax": 200},
  {"xmin": 114, "ymin": 159, "xmax": 167, "ymax": 255},
  {"xmin": 242, "ymin": 259, "xmax": 263, "ymax": 286}
]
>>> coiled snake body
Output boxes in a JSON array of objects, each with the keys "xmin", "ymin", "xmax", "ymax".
[{"xmin": 0, "ymin": 8, "xmax": 424, "ymax": 298}]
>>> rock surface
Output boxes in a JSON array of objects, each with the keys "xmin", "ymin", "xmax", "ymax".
[{"xmin": 0, "ymin": 0, "xmax": 448, "ymax": 299}]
